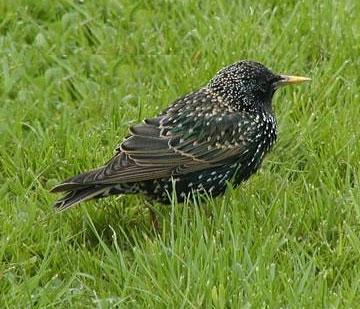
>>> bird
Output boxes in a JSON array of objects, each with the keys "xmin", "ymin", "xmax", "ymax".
[{"xmin": 51, "ymin": 60, "xmax": 310, "ymax": 211}]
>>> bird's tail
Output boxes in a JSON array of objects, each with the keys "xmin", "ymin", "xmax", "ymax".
[
  {"xmin": 51, "ymin": 167, "xmax": 116, "ymax": 211},
  {"xmin": 52, "ymin": 185, "xmax": 113, "ymax": 212}
]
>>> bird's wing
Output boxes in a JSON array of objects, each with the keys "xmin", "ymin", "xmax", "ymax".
[{"xmin": 56, "ymin": 90, "xmax": 261, "ymax": 187}]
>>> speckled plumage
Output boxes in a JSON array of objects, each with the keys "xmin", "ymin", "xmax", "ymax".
[{"xmin": 51, "ymin": 60, "xmax": 309, "ymax": 210}]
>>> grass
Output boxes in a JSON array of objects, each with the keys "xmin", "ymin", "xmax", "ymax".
[{"xmin": 0, "ymin": 0, "xmax": 359, "ymax": 307}]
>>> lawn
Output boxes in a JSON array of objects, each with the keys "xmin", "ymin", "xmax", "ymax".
[{"xmin": 1, "ymin": 0, "xmax": 359, "ymax": 307}]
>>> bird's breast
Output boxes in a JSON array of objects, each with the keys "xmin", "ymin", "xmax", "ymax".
[{"xmin": 232, "ymin": 114, "xmax": 277, "ymax": 185}]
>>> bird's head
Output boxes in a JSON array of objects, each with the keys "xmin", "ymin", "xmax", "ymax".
[{"xmin": 208, "ymin": 60, "xmax": 310, "ymax": 112}]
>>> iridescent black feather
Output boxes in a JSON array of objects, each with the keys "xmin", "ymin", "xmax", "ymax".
[{"xmin": 51, "ymin": 60, "xmax": 293, "ymax": 211}]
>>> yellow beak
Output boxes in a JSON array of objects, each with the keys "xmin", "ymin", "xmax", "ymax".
[{"xmin": 276, "ymin": 74, "xmax": 311, "ymax": 87}]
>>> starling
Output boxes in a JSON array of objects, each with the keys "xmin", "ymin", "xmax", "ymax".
[{"xmin": 51, "ymin": 60, "xmax": 310, "ymax": 211}]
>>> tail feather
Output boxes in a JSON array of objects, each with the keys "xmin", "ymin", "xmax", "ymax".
[
  {"xmin": 50, "ymin": 167, "xmax": 105, "ymax": 193},
  {"xmin": 53, "ymin": 186, "xmax": 111, "ymax": 212},
  {"xmin": 50, "ymin": 182, "xmax": 91, "ymax": 193},
  {"xmin": 51, "ymin": 166, "xmax": 111, "ymax": 211}
]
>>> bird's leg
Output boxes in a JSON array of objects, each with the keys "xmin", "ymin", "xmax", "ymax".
[{"xmin": 145, "ymin": 201, "xmax": 160, "ymax": 232}]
